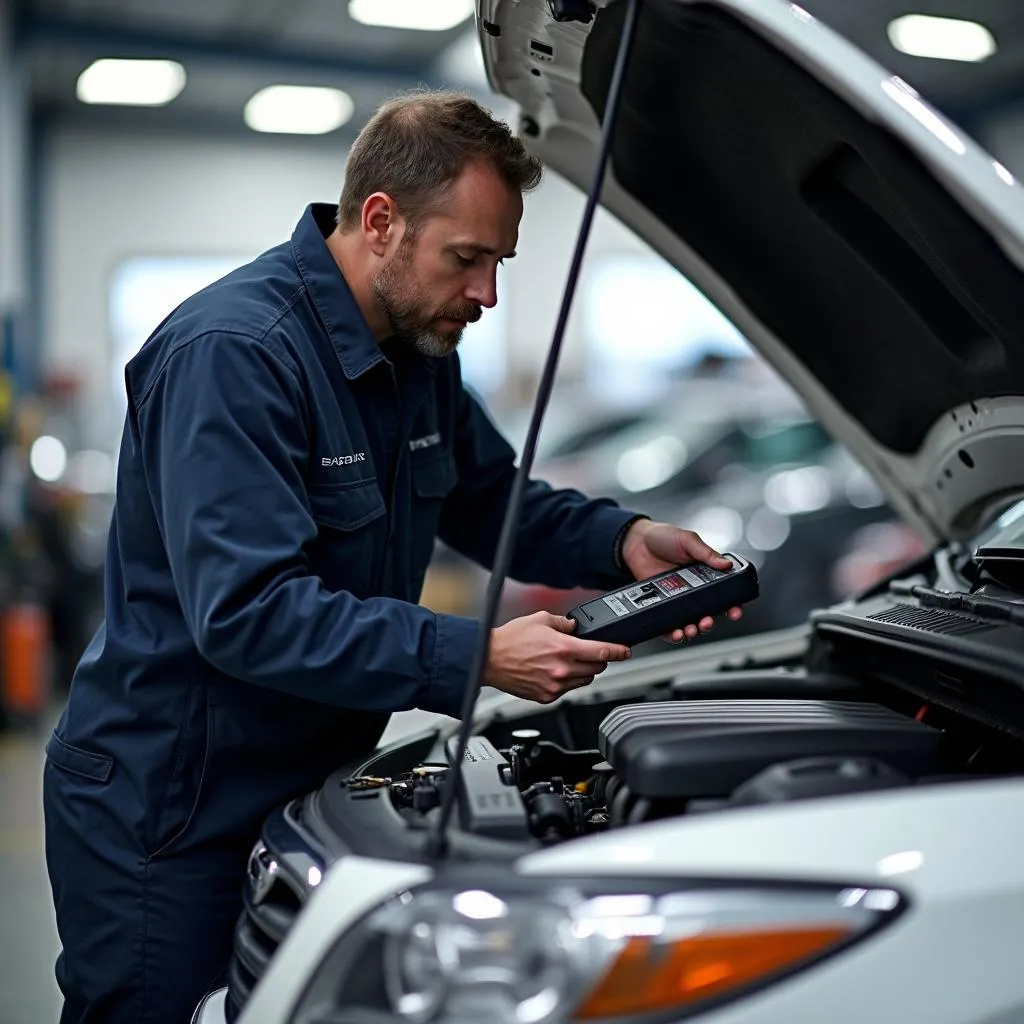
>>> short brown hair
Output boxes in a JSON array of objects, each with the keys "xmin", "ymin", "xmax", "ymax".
[{"xmin": 337, "ymin": 90, "xmax": 543, "ymax": 231}]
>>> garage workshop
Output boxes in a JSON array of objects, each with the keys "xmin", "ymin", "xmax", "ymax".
[{"xmin": 3, "ymin": 1, "xmax": 1024, "ymax": 1022}]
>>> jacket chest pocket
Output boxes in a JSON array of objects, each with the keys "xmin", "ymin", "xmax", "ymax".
[
  {"xmin": 307, "ymin": 479, "xmax": 386, "ymax": 599},
  {"xmin": 410, "ymin": 452, "xmax": 457, "ymax": 580}
]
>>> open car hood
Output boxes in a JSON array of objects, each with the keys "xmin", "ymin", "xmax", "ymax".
[{"xmin": 478, "ymin": 0, "xmax": 1024, "ymax": 544}]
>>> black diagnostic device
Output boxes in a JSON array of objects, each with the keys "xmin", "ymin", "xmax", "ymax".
[{"xmin": 567, "ymin": 553, "xmax": 759, "ymax": 647}]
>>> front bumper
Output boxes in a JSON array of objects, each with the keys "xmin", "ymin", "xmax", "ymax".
[{"xmin": 207, "ymin": 778, "xmax": 1024, "ymax": 1024}]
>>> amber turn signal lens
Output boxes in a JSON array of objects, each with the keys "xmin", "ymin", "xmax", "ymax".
[{"xmin": 574, "ymin": 925, "xmax": 851, "ymax": 1020}]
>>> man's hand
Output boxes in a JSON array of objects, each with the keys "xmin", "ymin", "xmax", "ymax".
[
  {"xmin": 622, "ymin": 519, "xmax": 744, "ymax": 643},
  {"xmin": 486, "ymin": 611, "xmax": 631, "ymax": 704}
]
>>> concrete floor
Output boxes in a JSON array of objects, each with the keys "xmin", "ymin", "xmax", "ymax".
[{"xmin": 0, "ymin": 724, "xmax": 63, "ymax": 1023}]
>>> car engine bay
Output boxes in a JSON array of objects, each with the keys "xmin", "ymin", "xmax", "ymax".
[
  {"xmin": 327, "ymin": 514, "xmax": 1024, "ymax": 852},
  {"xmin": 365, "ymin": 681, "xmax": 1008, "ymax": 848}
]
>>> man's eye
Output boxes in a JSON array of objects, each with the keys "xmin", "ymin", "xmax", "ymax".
[{"xmin": 454, "ymin": 252, "xmax": 476, "ymax": 267}]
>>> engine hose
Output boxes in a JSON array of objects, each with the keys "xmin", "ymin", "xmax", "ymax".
[{"xmin": 610, "ymin": 782, "xmax": 634, "ymax": 828}]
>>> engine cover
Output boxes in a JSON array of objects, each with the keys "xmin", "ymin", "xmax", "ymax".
[{"xmin": 598, "ymin": 700, "xmax": 940, "ymax": 799}]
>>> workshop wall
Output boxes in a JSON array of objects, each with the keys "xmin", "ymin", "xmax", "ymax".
[{"xmin": 42, "ymin": 126, "xmax": 344, "ymax": 444}]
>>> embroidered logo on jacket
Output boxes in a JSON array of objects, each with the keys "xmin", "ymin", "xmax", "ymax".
[
  {"xmin": 321, "ymin": 453, "xmax": 367, "ymax": 466},
  {"xmin": 409, "ymin": 433, "xmax": 441, "ymax": 451}
]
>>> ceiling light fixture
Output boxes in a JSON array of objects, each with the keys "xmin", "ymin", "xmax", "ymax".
[
  {"xmin": 887, "ymin": 14, "xmax": 996, "ymax": 63},
  {"xmin": 348, "ymin": 0, "xmax": 474, "ymax": 32},
  {"xmin": 76, "ymin": 59, "xmax": 186, "ymax": 106},
  {"xmin": 243, "ymin": 85, "xmax": 355, "ymax": 135}
]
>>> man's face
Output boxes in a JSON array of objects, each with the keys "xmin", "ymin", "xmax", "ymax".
[{"xmin": 371, "ymin": 160, "xmax": 522, "ymax": 357}]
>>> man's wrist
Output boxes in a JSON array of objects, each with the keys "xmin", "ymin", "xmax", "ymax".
[{"xmin": 613, "ymin": 514, "xmax": 650, "ymax": 573}]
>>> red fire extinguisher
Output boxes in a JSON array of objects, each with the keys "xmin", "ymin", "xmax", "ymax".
[{"xmin": 1, "ymin": 597, "xmax": 51, "ymax": 725}]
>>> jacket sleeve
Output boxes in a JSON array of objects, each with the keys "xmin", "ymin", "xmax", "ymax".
[
  {"xmin": 132, "ymin": 330, "xmax": 477, "ymax": 718},
  {"xmin": 437, "ymin": 370, "xmax": 639, "ymax": 591}
]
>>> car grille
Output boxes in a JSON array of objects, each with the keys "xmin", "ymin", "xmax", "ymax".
[{"xmin": 226, "ymin": 840, "xmax": 305, "ymax": 1022}]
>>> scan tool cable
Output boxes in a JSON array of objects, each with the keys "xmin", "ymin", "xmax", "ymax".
[{"xmin": 426, "ymin": 0, "xmax": 642, "ymax": 860}]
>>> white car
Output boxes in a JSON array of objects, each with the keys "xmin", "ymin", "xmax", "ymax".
[{"xmin": 194, "ymin": 1, "xmax": 1024, "ymax": 1022}]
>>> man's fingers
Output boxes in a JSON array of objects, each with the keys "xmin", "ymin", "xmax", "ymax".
[
  {"xmin": 568, "ymin": 658, "xmax": 616, "ymax": 680},
  {"xmin": 547, "ymin": 613, "xmax": 578, "ymax": 633},
  {"xmin": 680, "ymin": 531, "xmax": 732, "ymax": 568},
  {"xmin": 662, "ymin": 624, "xmax": 700, "ymax": 642},
  {"xmin": 562, "ymin": 674, "xmax": 596, "ymax": 693},
  {"xmin": 568, "ymin": 638, "xmax": 632, "ymax": 663},
  {"xmin": 663, "ymin": 609, "xmax": 741, "ymax": 644},
  {"xmin": 666, "ymin": 621, "xmax": 710, "ymax": 643}
]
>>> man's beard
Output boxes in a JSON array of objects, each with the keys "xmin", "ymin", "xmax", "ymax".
[{"xmin": 371, "ymin": 237, "xmax": 482, "ymax": 357}]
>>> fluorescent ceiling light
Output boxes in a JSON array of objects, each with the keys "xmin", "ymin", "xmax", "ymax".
[
  {"xmin": 244, "ymin": 85, "xmax": 355, "ymax": 135},
  {"xmin": 349, "ymin": 0, "xmax": 474, "ymax": 32},
  {"xmin": 76, "ymin": 59, "xmax": 186, "ymax": 106},
  {"xmin": 887, "ymin": 14, "xmax": 996, "ymax": 62}
]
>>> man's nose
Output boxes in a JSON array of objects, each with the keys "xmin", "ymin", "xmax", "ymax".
[{"xmin": 465, "ymin": 268, "xmax": 498, "ymax": 309}]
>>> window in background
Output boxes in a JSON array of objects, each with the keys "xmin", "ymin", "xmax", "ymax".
[
  {"xmin": 582, "ymin": 254, "xmax": 752, "ymax": 404},
  {"xmin": 109, "ymin": 255, "xmax": 250, "ymax": 408}
]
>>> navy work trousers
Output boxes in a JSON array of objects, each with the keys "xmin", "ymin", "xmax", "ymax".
[{"xmin": 43, "ymin": 757, "xmax": 252, "ymax": 1024}]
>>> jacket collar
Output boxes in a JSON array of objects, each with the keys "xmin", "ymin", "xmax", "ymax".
[{"xmin": 290, "ymin": 203, "xmax": 385, "ymax": 380}]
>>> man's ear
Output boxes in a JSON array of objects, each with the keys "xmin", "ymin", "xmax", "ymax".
[{"xmin": 361, "ymin": 192, "xmax": 399, "ymax": 257}]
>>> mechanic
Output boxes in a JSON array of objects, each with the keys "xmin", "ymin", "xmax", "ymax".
[{"xmin": 42, "ymin": 90, "xmax": 741, "ymax": 1024}]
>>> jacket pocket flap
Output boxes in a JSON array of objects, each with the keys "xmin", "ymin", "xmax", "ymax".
[
  {"xmin": 46, "ymin": 733, "xmax": 113, "ymax": 782},
  {"xmin": 412, "ymin": 454, "xmax": 457, "ymax": 499},
  {"xmin": 308, "ymin": 479, "xmax": 386, "ymax": 532}
]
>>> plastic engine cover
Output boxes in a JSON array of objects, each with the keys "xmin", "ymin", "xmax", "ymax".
[{"xmin": 598, "ymin": 700, "xmax": 940, "ymax": 799}]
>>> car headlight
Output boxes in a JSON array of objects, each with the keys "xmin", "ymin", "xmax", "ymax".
[{"xmin": 288, "ymin": 876, "xmax": 902, "ymax": 1023}]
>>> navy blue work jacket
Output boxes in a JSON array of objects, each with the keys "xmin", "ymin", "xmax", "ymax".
[{"xmin": 47, "ymin": 203, "xmax": 637, "ymax": 854}]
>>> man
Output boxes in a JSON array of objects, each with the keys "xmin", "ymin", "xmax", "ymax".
[{"xmin": 43, "ymin": 90, "xmax": 740, "ymax": 1024}]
